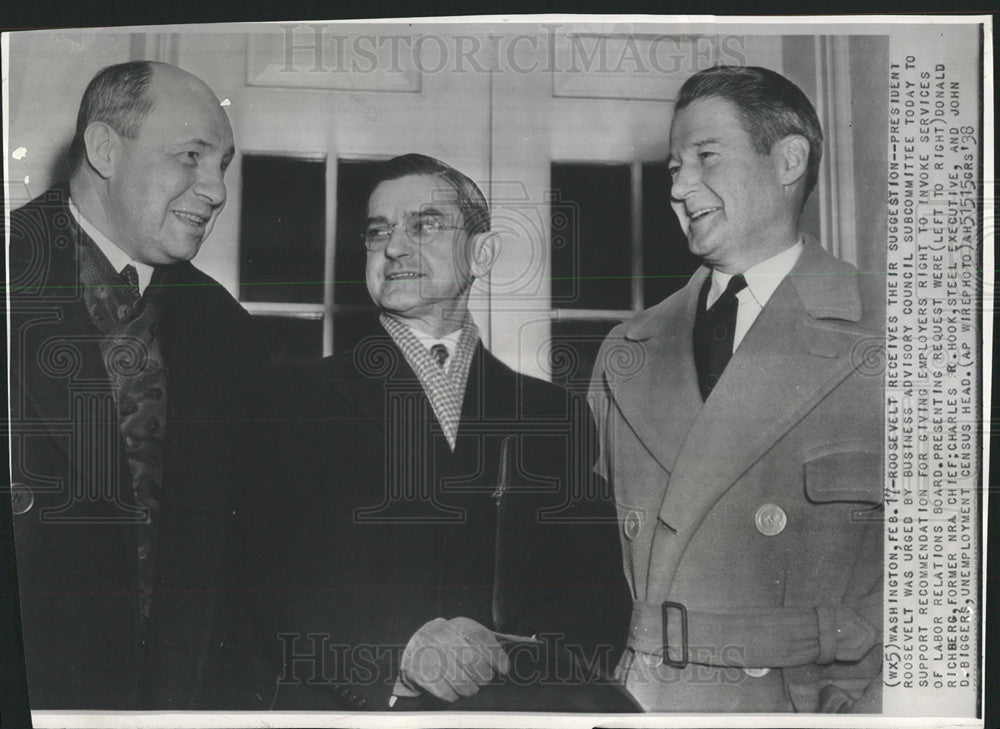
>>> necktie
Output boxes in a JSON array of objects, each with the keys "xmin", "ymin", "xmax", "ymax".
[
  {"xmin": 120, "ymin": 264, "xmax": 141, "ymax": 301},
  {"xmin": 693, "ymin": 273, "xmax": 747, "ymax": 400},
  {"xmin": 430, "ymin": 343, "xmax": 449, "ymax": 369}
]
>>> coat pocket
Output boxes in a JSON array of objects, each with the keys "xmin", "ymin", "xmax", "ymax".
[{"xmin": 803, "ymin": 450, "xmax": 883, "ymax": 505}]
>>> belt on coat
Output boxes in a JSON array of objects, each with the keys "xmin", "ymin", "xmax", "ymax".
[{"xmin": 626, "ymin": 595, "xmax": 881, "ymax": 669}]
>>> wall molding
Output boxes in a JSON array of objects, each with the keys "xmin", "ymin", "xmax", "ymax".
[
  {"xmin": 814, "ymin": 35, "xmax": 858, "ymax": 266},
  {"xmin": 130, "ymin": 33, "xmax": 179, "ymax": 65}
]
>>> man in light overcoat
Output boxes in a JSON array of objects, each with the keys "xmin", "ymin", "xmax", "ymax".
[{"xmin": 589, "ymin": 65, "xmax": 884, "ymax": 713}]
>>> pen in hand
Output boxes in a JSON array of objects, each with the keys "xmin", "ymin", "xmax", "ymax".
[{"xmin": 388, "ymin": 628, "xmax": 541, "ymax": 707}]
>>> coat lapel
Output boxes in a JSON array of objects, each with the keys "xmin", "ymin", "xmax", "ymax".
[
  {"xmin": 333, "ymin": 330, "xmax": 423, "ymax": 427},
  {"xmin": 647, "ymin": 241, "xmax": 871, "ymax": 598},
  {"xmin": 602, "ymin": 269, "xmax": 706, "ymax": 475},
  {"xmin": 337, "ymin": 331, "xmax": 491, "ymax": 438},
  {"xmin": 456, "ymin": 343, "xmax": 496, "ymax": 426},
  {"xmin": 14, "ymin": 201, "xmax": 135, "ymax": 512},
  {"xmin": 16, "ymin": 209, "xmax": 106, "ymax": 443},
  {"xmin": 12, "ymin": 194, "xmax": 140, "ymax": 580}
]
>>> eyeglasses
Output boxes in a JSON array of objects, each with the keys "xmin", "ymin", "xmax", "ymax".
[{"xmin": 361, "ymin": 217, "xmax": 464, "ymax": 251}]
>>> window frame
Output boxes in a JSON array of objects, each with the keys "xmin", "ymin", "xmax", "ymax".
[
  {"xmin": 237, "ymin": 151, "xmax": 392, "ymax": 358},
  {"xmin": 548, "ymin": 159, "xmax": 647, "ymax": 323}
]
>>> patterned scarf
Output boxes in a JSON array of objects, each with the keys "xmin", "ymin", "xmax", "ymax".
[
  {"xmin": 78, "ymin": 239, "xmax": 167, "ymax": 624},
  {"xmin": 378, "ymin": 314, "xmax": 479, "ymax": 450}
]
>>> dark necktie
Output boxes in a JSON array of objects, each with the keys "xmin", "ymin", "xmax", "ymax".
[
  {"xmin": 120, "ymin": 264, "xmax": 141, "ymax": 302},
  {"xmin": 430, "ymin": 343, "xmax": 449, "ymax": 369},
  {"xmin": 693, "ymin": 273, "xmax": 747, "ymax": 400}
]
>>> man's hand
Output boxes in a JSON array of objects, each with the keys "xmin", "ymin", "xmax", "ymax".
[{"xmin": 391, "ymin": 617, "xmax": 510, "ymax": 705}]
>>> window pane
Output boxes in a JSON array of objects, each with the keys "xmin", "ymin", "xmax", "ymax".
[
  {"xmin": 239, "ymin": 155, "xmax": 326, "ymax": 304},
  {"xmin": 255, "ymin": 315, "xmax": 324, "ymax": 365},
  {"xmin": 642, "ymin": 161, "xmax": 701, "ymax": 307},
  {"xmin": 549, "ymin": 319, "xmax": 621, "ymax": 388},
  {"xmin": 335, "ymin": 159, "xmax": 382, "ymax": 307},
  {"xmin": 550, "ymin": 163, "xmax": 632, "ymax": 310},
  {"xmin": 333, "ymin": 159, "xmax": 382, "ymax": 354}
]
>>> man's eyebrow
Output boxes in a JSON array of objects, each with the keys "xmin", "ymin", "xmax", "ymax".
[
  {"xmin": 667, "ymin": 136, "xmax": 722, "ymax": 162},
  {"xmin": 412, "ymin": 206, "xmax": 449, "ymax": 219},
  {"xmin": 174, "ymin": 139, "xmax": 232, "ymax": 154},
  {"xmin": 693, "ymin": 137, "xmax": 721, "ymax": 148},
  {"xmin": 365, "ymin": 208, "xmax": 452, "ymax": 226}
]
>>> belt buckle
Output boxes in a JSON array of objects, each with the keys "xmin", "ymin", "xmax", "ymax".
[{"xmin": 661, "ymin": 600, "xmax": 688, "ymax": 668}]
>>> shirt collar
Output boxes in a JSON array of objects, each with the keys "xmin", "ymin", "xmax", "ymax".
[
  {"xmin": 709, "ymin": 239, "xmax": 804, "ymax": 309},
  {"xmin": 407, "ymin": 324, "xmax": 463, "ymax": 357},
  {"xmin": 68, "ymin": 198, "xmax": 155, "ymax": 295}
]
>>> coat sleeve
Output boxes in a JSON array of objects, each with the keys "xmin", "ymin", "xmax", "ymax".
[
  {"xmin": 192, "ymin": 308, "xmax": 279, "ymax": 709},
  {"xmin": 586, "ymin": 337, "xmax": 615, "ymax": 484},
  {"xmin": 503, "ymin": 382, "xmax": 630, "ymax": 680}
]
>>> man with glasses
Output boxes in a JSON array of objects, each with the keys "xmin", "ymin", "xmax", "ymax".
[{"xmin": 248, "ymin": 154, "xmax": 631, "ymax": 711}]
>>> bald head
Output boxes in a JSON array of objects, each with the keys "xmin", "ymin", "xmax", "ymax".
[
  {"xmin": 69, "ymin": 61, "xmax": 227, "ymax": 177},
  {"xmin": 70, "ymin": 61, "xmax": 235, "ymax": 266},
  {"xmin": 149, "ymin": 61, "xmax": 225, "ymax": 107}
]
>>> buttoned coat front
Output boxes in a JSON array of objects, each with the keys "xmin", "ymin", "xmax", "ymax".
[{"xmin": 589, "ymin": 239, "xmax": 885, "ymax": 713}]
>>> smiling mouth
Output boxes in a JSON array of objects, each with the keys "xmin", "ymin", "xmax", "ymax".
[
  {"xmin": 688, "ymin": 207, "xmax": 720, "ymax": 223},
  {"xmin": 173, "ymin": 211, "xmax": 209, "ymax": 227},
  {"xmin": 385, "ymin": 272, "xmax": 424, "ymax": 281}
]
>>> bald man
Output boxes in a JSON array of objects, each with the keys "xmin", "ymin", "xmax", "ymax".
[{"xmin": 8, "ymin": 61, "xmax": 268, "ymax": 709}]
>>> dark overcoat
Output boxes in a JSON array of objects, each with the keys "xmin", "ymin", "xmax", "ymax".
[
  {"xmin": 246, "ymin": 331, "xmax": 632, "ymax": 710},
  {"xmin": 8, "ymin": 188, "xmax": 269, "ymax": 709}
]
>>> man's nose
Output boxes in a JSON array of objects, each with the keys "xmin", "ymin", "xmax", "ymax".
[
  {"xmin": 669, "ymin": 164, "xmax": 698, "ymax": 204},
  {"xmin": 383, "ymin": 224, "xmax": 415, "ymax": 258},
  {"xmin": 194, "ymin": 164, "xmax": 227, "ymax": 207}
]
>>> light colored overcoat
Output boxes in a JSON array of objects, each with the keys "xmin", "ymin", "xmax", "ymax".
[{"xmin": 589, "ymin": 238, "xmax": 885, "ymax": 712}]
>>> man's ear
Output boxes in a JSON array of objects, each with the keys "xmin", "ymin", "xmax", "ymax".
[
  {"xmin": 774, "ymin": 134, "xmax": 810, "ymax": 188},
  {"xmin": 82, "ymin": 122, "xmax": 120, "ymax": 179},
  {"xmin": 468, "ymin": 230, "xmax": 501, "ymax": 279}
]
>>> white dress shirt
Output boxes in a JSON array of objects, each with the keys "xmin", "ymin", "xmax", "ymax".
[
  {"xmin": 68, "ymin": 198, "xmax": 155, "ymax": 295},
  {"xmin": 706, "ymin": 240, "xmax": 804, "ymax": 353},
  {"xmin": 408, "ymin": 325, "xmax": 462, "ymax": 374}
]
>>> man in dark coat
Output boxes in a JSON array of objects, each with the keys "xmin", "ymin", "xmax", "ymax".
[
  {"xmin": 249, "ymin": 154, "xmax": 631, "ymax": 711},
  {"xmin": 8, "ymin": 60, "xmax": 268, "ymax": 709}
]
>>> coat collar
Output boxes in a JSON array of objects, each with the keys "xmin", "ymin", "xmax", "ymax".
[
  {"xmin": 322, "ymin": 329, "xmax": 423, "ymax": 424},
  {"xmin": 653, "ymin": 274, "xmax": 870, "ymax": 536},
  {"xmin": 622, "ymin": 236, "xmax": 863, "ymax": 344},
  {"xmin": 601, "ymin": 237, "xmax": 873, "ymax": 501},
  {"xmin": 324, "ymin": 332, "xmax": 505, "ymax": 430},
  {"xmin": 602, "ymin": 239, "xmax": 878, "ymax": 603},
  {"xmin": 601, "ymin": 267, "xmax": 706, "ymax": 475}
]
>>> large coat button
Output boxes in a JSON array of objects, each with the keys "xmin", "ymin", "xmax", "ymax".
[
  {"xmin": 623, "ymin": 510, "xmax": 642, "ymax": 541},
  {"xmin": 11, "ymin": 483, "xmax": 34, "ymax": 515},
  {"xmin": 754, "ymin": 504, "xmax": 787, "ymax": 536}
]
